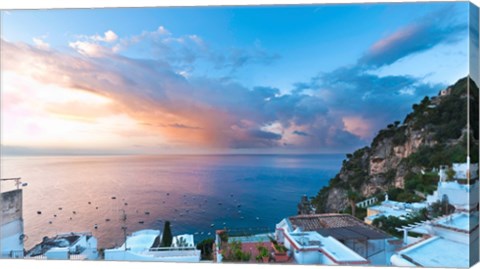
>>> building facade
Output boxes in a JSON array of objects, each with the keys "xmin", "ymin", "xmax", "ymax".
[{"xmin": 1, "ymin": 189, "xmax": 24, "ymax": 258}]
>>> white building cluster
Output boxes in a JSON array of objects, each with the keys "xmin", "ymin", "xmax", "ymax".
[
  {"xmin": 25, "ymin": 232, "xmax": 98, "ymax": 260},
  {"xmin": 105, "ymin": 229, "xmax": 200, "ymax": 262},
  {"xmin": 391, "ymin": 212, "xmax": 478, "ymax": 267},
  {"xmin": 364, "ymin": 160, "xmax": 480, "ymax": 267}
]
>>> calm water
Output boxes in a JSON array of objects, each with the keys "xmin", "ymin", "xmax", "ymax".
[{"xmin": 0, "ymin": 154, "xmax": 343, "ymax": 249}]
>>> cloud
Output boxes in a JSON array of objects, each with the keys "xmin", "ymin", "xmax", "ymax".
[
  {"xmin": 2, "ymin": 36, "xmax": 361, "ymax": 152},
  {"xmin": 69, "ymin": 40, "xmax": 111, "ymax": 57},
  {"xmin": 359, "ymin": 7, "xmax": 467, "ymax": 67},
  {"xmin": 293, "ymin": 130, "xmax": 309, "ymax": 136},
  {"xmin": 248, "ymin": 129, "xmax": 282, "ymax": 140},
  {"xmin": 114, "ymin": 26, "xmax": 279, "ymax": 74},
  {"xmin": 32, "ymin": 37, "xmax": 50, "ymax": 50},
  {"xmin": 294, "ymin": 65, "xmax": 444, "ymax": 141},
  {"xmin": 215, "ymin": 46, "xmax": 280, "ymax": 71},
  {"xmin": 2, "ymin": 32, "xmax": 439, "ymax": 153},
  {"xmin": 2, "ymin": 7, "xmax": 467, "ymax": 154},
  {"xmin": 168, "ymin": 123, "xmax": 202, "ymax": 130},
  {"xmin": 91, "ymin": 30, "xmax": 118, "ymax": 43}
]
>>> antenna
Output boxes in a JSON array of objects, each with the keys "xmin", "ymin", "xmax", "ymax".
[{"xmin": 1, "ymin": 178, "xmax": 28, "ymax": 190}]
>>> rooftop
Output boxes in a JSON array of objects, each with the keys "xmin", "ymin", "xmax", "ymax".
[
  {"xmin": 106, "ymin": 230, "xmax": 200, "ymax": 259},
  {"xmin": 116, "ymin": 229, "xmax": 161, "ymax": 252},
  {"xmin": 26, "ymin": 232, "xmax": 91, "ymax": 257},
  {"xmin": 285, "ymin": 231, "xmax": 367, "ymax": 264},
  {"xmin": 397, "ymin": 236, "xmax": 468, "ymax": 267},
  {"xmin": 227, "ymin": 233, "xmax": 273, "ymax": 244},
  {"xmin": 288, "ymin": 214, "xmax": 391, "ymax": 240},
  {"xmin": 367, "ymin": 200, "xmax": 427, "ymax": 220},
  {"xmin": 433, "ymin": 212, "xmax": 479, "ymax": 233}
]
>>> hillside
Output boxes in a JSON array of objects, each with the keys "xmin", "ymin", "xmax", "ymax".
[{"xmin": 312, "ymin": 76, "xmax": 479, "ymax": 213}]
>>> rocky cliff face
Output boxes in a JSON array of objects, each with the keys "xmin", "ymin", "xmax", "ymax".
[{"xmin": 313, "ymin": 77, "xmax": 479, "ymax": 213}]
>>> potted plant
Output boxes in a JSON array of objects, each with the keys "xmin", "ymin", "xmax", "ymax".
[
  {"xmin": 269, "ymin": 237, "xmax": 289, "ymax": 262},
  {"xmin": 256, "ymin": 244, "xmax": 269, "ymax": 263}
]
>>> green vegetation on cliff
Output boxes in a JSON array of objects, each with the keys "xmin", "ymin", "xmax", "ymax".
[{"xmin": 312, "ymin": 77, "xmax": 479, "ymax": 213}]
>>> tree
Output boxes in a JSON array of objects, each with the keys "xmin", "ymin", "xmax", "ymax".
[
  {"xmin": 347, "ymin": 190, "xmax": 360, "ymax": 218},
  {"xmin": 446, "ymin": 167, "xmax": 456, "ymax": 181},
  {"xmin": 161, "ymin": 221, "xmax": 173, "ymax": 247},
  {"xmin": 197, "ymin": 238, "xmax": 214, "ymax": 260}
]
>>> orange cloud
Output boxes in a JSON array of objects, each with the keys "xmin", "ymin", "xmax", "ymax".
[{"xmin": 342, "ymin": 116, "xmax": 373, "ymax": 139}]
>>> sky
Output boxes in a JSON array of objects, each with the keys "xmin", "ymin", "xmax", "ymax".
[{"xmin": 0, "ymin": 2, "xmax": 474, "ymax": 155}]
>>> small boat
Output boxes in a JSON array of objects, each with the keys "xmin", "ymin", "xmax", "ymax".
[
  {"xmin": 210, "ymin": 224, "xmax": 215, "ymax": 227},
  {"xmin": 256, "ymin": 217, "xmax": 260, "ymax": 221}
]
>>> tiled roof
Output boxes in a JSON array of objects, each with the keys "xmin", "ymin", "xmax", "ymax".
[{"xmin": 288, "ymin": 214, "xmax": 391, "ymax": 240}]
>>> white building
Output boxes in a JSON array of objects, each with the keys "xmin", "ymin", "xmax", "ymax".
[
  {"xmin": 426, "ymin": 180, "xmax": 479, "ymax": 211},
  {"xmin": 438, "ymin": 161, "xmax": 479, "ymax": 182},
  {"xmin": 105, "ymin": 229, "xmax": 200, "ymax": 262},
  {"xmin": 391, "ymin": 212, "xmax": 479, "ymax": 267},
  {"xmin": 427, "ymin": 161, "xmax": 479, "ymax": 211},
  {"xmin": 276, "ymin": 214, "xmax": 399, "ymax": 265},
  {"xmin": 25, "ymin": 232, "xmax": 98, "ymax": 260},
  {"xmin": 365, "ymin": 194, "xmax": 428, "ymax": 225},
  {"xmin": 1, "ymin": 189, "xmax": 25, "ymax": 258},
  {"xmin": 276, "ymin": 226, "xmax": 368, "ymax": 265}
]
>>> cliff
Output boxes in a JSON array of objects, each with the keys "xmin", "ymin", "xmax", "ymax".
[{"xmin": 313, "ymin": 77, "xmax": 479, "ymax": 213}]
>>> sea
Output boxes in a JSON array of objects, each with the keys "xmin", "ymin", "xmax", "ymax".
[{"xmin": 0, "ymin": 154, "xmax": 344, "ymax": 250}]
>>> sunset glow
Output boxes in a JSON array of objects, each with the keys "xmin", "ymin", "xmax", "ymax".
[{"xmin": 0, "ymin": 3, "xmax": 471, "ymax": 155}]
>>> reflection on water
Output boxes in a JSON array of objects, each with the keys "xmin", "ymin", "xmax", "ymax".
[{"xmin": 0, "ymin": 154, "xmax": 343, "ymax": 249}]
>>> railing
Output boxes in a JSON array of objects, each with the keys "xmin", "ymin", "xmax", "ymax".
[
  {"xmin": 25, "ymin": 255, "xmax": 47, "ymax": 260},
  {"xmin": 149, "ymin": 246, "xmax": 197, "ymax": 252},
  {"xmin": 144, "ymin": 247, "xmax": 201, "ymax": 258},
  {"xmin": 356, "ymin": 197, "xmax": 378, "ymax": 208},
  {"xmin": 9, "ymin": 250, "xmax": 24, "ymax": 258},
  {"xmin": 225, "ymin": 227, "xmax": 273, "ymax": 237},
  {"xmin": 69, "ymin": 254, "xmax": 87, "ymax": 260}
]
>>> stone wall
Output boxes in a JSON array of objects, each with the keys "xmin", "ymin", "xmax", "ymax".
[{"xmin": 1, "ymin": 189, "xmax": 23, "ymax": 225}]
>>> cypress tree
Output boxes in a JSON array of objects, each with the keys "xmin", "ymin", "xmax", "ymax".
[{"xmin": 161, "ymin": 221, "xmax": 173, "ymax": 247}]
